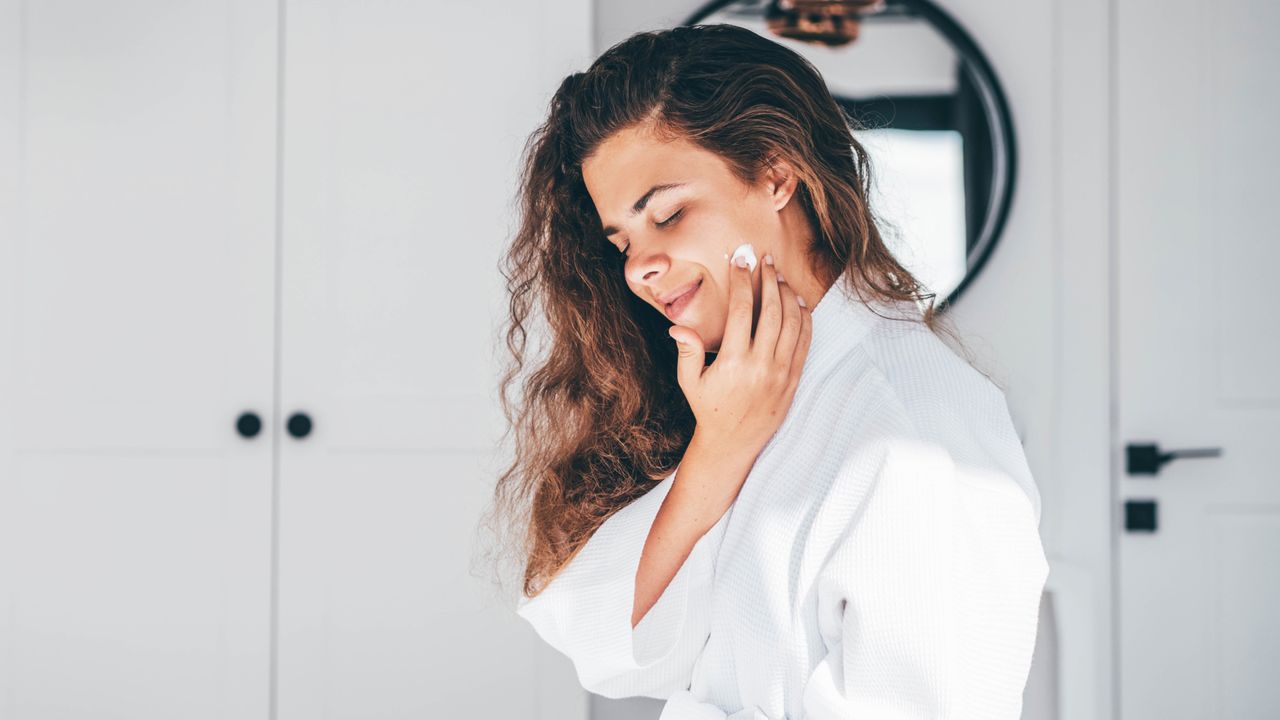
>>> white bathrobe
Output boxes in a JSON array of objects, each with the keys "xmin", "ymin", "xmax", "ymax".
[{"xmin": 515, "ymin": 270, "xmax": 1050, "ymax": 719}]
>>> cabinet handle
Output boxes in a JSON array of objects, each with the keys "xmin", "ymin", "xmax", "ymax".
[
  {"xmin": 236, "ymin": 411, "xmax": 262, "ymax": 439},
  {"xmin": 287, "ymin": 411, "xmax": 313, "ymax": 439}
]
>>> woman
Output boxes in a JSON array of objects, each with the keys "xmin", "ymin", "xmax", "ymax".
[{"xmin": 491, "ymin": 23, "xmax": 1049, "ymax": 720}]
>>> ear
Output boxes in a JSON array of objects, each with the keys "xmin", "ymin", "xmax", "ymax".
[{"xmin": 763, "ymin": 154, "xmax": 800, "ymax": 211}]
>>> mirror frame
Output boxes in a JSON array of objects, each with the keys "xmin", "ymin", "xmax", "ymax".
[{"xmin": 681, "ymin": 0, "xmax": 1017, "ymax": 311}]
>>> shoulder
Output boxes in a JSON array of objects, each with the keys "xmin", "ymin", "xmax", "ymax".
[{"xmin": 845, "ymin": 316, "xmax": 1041, "ymax": 522}]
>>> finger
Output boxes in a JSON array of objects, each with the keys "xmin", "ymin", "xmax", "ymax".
[
  {"xmin": 718, "ymin": 245, "xmax": 755, "ymax": 358},
  {"xmin": 753, "ymin": 254, "xmax": 783, "ymax": 359},
  {"xmin": 669, "ymin": 324, "xmax": 707, "ymax": 390},
  {"xmin": 773, "ymin": 270, "xmax": 801, "ymax": 365}
]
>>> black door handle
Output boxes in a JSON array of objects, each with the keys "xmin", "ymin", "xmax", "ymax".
[{"xmin": 1126, "ymin": 442, "xmax": 1222, "ymax": 476}]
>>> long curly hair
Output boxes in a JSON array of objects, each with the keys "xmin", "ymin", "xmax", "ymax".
[{"xmin": 477, "ymin": 23, "xmax": 965, "ymax": 601}]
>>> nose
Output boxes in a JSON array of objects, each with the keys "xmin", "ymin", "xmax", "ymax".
[{"xmin": 625, "ymin": 243, "xmax": 670, "ymax": 288}]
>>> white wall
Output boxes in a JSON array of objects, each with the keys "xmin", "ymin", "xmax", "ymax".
[{"xmin": 591, "ymin": 1, "xmax": 1116, "ymax": 719}]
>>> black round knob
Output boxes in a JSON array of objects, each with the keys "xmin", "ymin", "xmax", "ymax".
[
  {"xmin": 236, "ymin": 411, "xmax": 262, "ymax": 439},
  {"xmin": 287, "ymin": 412, "xmax": 313, "ymax": 439}
]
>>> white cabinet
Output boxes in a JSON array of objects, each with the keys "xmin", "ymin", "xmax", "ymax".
[{"xmin": 0, "ymin": 1, "xmax": 591, "ymax": 717}]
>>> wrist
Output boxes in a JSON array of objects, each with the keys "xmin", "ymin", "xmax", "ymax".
[
  {"xmin": 690, "ymin": 424, "xmax": 763, "ymax": 463},
  {"xmin": 672, "ymin": 427, "xmax": 759, "ymax": 524}
]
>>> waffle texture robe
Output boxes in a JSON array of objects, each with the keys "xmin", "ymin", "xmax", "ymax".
[{"xmin": 515, "ymin": 270, "xmax": 1050, "ymax": 719}]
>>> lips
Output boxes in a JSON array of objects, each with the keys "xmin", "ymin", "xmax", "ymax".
[
  {"xmin": 657, "ymin": 278, "xmax": 699, "ymax": 305},
  {"xmin": 664, "ymin": 278, "xmax": 703, "ymax": 320}
]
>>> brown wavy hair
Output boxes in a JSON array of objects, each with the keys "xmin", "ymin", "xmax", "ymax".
[{"xmin": 476, "ymin": 23, "xmax": 968, "ymax": 601}]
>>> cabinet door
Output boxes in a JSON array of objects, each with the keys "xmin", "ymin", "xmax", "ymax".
[
  {"xmin": 276, "ymin": 0, "xmax": 591, "ymax": 718},
  {"xmin": 0, "ymin": 1, "xmax": 278, "ymax": 718}
]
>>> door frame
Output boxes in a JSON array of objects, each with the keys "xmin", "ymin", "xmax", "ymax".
[{"xmin": 1051, "ymin": 0, "xmax": 1117, "ymax": 717}]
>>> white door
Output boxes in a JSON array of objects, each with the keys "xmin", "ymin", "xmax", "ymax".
[
  {"xmin": 274, "ymin": 1, "xmax": 592, "ymax": 717},
  {"xmin": 1117, "ymin": 0, "xmax": 1280, "ymax": 716},
  {"xmin": 0, "ymin": 0, "xmax": 278, "ymax": 717}
]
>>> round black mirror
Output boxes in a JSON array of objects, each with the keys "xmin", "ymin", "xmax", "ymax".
[{"xmin": 683, "ymin": 0, "xmax": 1016, "ymax": 311}]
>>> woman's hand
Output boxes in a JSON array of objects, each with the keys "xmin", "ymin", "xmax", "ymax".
[
  {"xmin": 667, "ymin": 250, "xmax": 813, "ymax": 457},
  {"xmin": 631, "ymin": 253, "xmax": 810, "ymax": 628}
]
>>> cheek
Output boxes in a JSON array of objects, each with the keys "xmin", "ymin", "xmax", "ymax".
[
  {"xmin": 676, "ymin": 215, "xmax": 743, "ymax": 325},
  {"xmin": 678, "ymin": 211, "xmax": 746, "ymax": 270},
  {"xmin": 694, "ymin": 278, "xmax": 731, "ymax": 352}
]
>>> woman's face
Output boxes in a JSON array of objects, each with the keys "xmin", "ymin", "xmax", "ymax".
[{"xmin": 581, "ymin": 123, "xmax": 802, "ymax": 353}]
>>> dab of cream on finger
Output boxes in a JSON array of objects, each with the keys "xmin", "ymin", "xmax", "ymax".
[{"xmin": 730, "ymin": 242, "xmax": 757, "ymax": 272}]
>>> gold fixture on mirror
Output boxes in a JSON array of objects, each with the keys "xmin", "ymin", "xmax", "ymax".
[{"xmin": 764, "ymin": 0, "xmax": 886, "ymax": 46}]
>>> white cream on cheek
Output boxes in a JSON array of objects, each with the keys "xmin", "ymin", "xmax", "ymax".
[{"xmin": 729, "ymin": 242, "xmax": 758, "ymax": 272}]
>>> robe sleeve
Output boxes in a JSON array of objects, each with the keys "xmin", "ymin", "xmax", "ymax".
[
  {"xmin": 801, "ymin": 439, "xmax": 1051, "ymax": 720},
  {"xmin": 516, "ymin": 468, "xmax": 731, "ymax": 700}
]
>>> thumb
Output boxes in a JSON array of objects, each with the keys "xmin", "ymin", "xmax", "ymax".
[{"xmin": 668, "ymin": 325, "xmax": 706, "ymax": 388}]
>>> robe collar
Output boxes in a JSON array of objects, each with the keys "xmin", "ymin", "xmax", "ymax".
[{"xmin": 800, "ymin": 268, "xmax": 924, "ymax": 386}]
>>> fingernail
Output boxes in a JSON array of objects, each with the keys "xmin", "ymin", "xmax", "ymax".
[
  {"xmin": 797, "ymin": 295, "xmax": 807, "ymax": 308},
  {"xmin": 776, "ymin": 271, "xmax": 786, "ymax": 283},
  {"xmin": 764, "ymin": 254, "xmax": 774, "ymax": 266},
  {"xmin": 733, "ymin": 255, "xmax": 747, "ymax": 268},
  {"xmin": 730, "ymin": 242, "xmax": 757, "ymax": 272}
]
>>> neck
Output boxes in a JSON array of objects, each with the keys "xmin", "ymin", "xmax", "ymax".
[
  {"xmin": 771, "ymin": 248, "xmax": 837, "ymax": 314},
  {"xmin": 770, "ymin": 201, "xmax": 837, "ymax": 312}
]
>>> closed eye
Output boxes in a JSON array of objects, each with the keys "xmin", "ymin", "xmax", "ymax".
[
  {"xmin": 656, "ymin": 208, "xmax": 684, "ymax": 228},
  {"xmin": 617, "ymin": 209, "xmax": 685, "ymax": 257}
]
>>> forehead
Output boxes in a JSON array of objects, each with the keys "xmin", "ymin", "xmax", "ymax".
[{"xmin": 581, "ymin": 125, "xmax": 731, "ymax": 215}]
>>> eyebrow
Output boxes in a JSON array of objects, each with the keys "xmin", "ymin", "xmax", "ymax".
[{"xmin": 601, "ymin": 183, "xmax": 687, "ymax": 237}]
